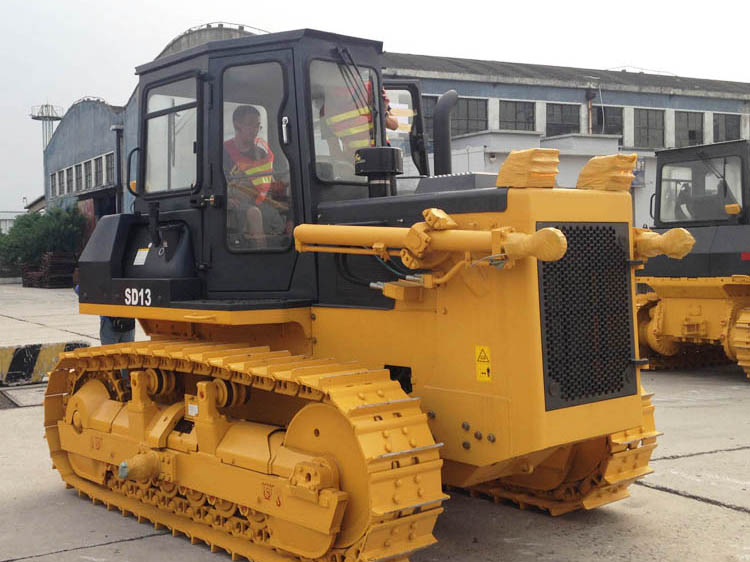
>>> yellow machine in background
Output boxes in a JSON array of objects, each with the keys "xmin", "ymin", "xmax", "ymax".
[
  {"xmin": 638, "ymin": 140, "xmax": 750, "ymax": 375},
  {"xmin": 43, "ymin": 29, "xmax": 695, "ymax": 562}
]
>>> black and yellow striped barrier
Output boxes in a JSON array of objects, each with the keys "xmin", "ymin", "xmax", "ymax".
[{"xmin": 0, "ymin": 342, "xmax": 89, "ymax": 385}]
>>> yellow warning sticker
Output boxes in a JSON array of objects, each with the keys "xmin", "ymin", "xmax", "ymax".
[{"xmin": 475, "ymin": 345, "xmax": 491, "ymax": 382}]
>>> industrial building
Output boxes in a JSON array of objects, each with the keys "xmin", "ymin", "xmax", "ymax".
[{"xmin": 40, "ymin": 23, "xmax": 750, "ymax": 228}]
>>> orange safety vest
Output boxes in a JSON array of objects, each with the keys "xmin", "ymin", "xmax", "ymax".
[
  {"xmin": 324, "ymin": 85, "xmax": 375, "ymax": 151},
  {"xmin": 224, "ymin": 138, "xmax": 274, "ymax": 204}
]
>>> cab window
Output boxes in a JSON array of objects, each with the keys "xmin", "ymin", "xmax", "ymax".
[
  {"xmin": 309, "ymin": 60, "xmax": 378, "ymax": 185},
  {"xmin": 222, "ymin": 62, "xmax": 292, "ymax": 251},
  {"xmin": 660, "ymin": 155, "xmax": 743, "ymax": 222},
  {"xmin": 384, "ymin": 88, "xmax": 420, "ymax": 193},
  {"xmin": 144, "ymin": 78, "xmax": 198, "ymax": 193},
  {"xmin": 384, "ymin": 89, "xmax": 416, "ymax": 156}
]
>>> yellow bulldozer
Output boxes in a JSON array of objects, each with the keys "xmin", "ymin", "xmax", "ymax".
[
  {"xmin": 44, "ymin": 29, "xmax": 693, "ymax": 562},
  {"xmin": 638, "ymin": 140, "xmax": 750, "ymax": 375}
]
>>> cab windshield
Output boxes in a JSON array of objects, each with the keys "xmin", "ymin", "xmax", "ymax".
[{"xmin": 659, "ymin": 155, "xmax": 743, "ymax": 223}]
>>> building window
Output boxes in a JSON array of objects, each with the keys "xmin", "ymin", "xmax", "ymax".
[
  {"xmin": 453, "ymin": 98, "xmax": 487, "ymax": 136},
  {"xmin": 50, "ymin": 173, "xmax": 56, "ymax": 197},
  {"xmin": 634, "ymin": 109, "xmax": 664, "ymax": 148},
  {"xmin": 94, "ymin": 157, "xmax": 103, "ymax": 187},
  {"xmin": 546, "ymin": 103, "xmax": 580, "ymax": 136},
  {"xmin": 57, "ymin": 171, "xmax": 65, "ymax": 195},
  {"xmin": 75, "ymin": 164, "xmax": 83, "ymax": 191},
  {"xmin": 105, "ymin": 153, "xmax": 115, "ymax": 185},
  {"xmin": 66, "ymin": 168, "xmax": 73, "ymax": 193},
  {"xmin": 84, "ymin": 161, "xmax": 92, "ymax": 189},
  {"xmin": 499, "ymin": 100, "xmax": 535, "ymax": 131},
  {"xmin": 421, "ymin": 95, "xmax": 487, "ymax": 143},
  {"xmin": 714, "ymin": 113, "xmax": 741, "ymax": 142},
  {"xmin": 676, "ymin": 111, "xmax": 704, "ymax": 148},
  {"xmin": 591, "ymin": 106, "xmax": 623, "ymax": 142}
]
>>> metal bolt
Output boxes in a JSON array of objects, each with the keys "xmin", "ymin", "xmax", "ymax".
[
  {"xmin": 487, "ymin": 433, "xmax": 496, "ymax": 443},
  {"xmin": 474, "ymin": 431, "xmax": 482, "ymax": 440},
  {"xmin": 461, "ymin": 422, "xmax": 470, "ymax": 431},
  {"xmin": 311, "ymin": 313, "xmax": 316, "ymax": 320},
  {"xmin": 462, "ymin": 441, "xmax": 471, "ymax": 450},
  {"xmin": 427, "ymin": 410, "xmax": 436, "ymax": 419}
]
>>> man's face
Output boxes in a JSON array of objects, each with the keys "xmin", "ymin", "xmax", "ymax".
[{"xmin": 234, "ymin": 114, "xmax": 261, "ymax": 145}]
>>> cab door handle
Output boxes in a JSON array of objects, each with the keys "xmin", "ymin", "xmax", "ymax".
[{"xmin": 281, "ymin": 116, "xmax": 290, "ymax": 144}]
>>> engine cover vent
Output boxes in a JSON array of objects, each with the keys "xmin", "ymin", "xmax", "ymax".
[{"xmin": 537, "ymin": 222, "xmax": 636, "ymax": 410}]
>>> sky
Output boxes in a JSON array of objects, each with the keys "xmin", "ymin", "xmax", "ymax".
[{"xmin": 2, "ymin": 0, "xmax": 749, "ymax": 212}]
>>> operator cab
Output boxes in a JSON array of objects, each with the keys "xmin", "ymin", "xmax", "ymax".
[
  {"xmin": 642, "ymin": 139, "xmax": 750, "ymax": 278},
  {"xmin": 80, "ymin": 30, "xmax": 415, "ymax": 305},
  {"xmin": 655, "ymin": 140, "xmax": 747, "ymax": 226}
]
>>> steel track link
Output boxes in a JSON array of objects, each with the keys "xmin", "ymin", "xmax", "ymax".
[
  {"xmin": 44, "ymin": 339, "xmax": 447, "ymax": 562},
  {"xmin": 729, "ymin": 309, "xmax": 750, "ymax": 377}
]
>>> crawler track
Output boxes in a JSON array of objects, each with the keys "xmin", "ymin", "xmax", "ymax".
[
  {"xmin": 641, "ymin": 344, "xmax": 733, "ymax": 372},
  {"xmin": 44, "ymin": 339, "xmax": 447, "ymax": 562},
  {"xmin": 467, "ymin": 389, "xmax": 660, "ymax": 515}
]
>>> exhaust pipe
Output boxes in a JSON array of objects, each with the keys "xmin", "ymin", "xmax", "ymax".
[{"xmin": 433, "ymin": 90, "xmax": 458, "ymax": 176}]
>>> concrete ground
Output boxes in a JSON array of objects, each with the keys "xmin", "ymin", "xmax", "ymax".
[
  {"xmin": 0, "ymin": 284, "xmax": 146, "ymax": 347},
  {"xmin": 0, "ymin": 285, "xmax": 749, "ymax": 562}
]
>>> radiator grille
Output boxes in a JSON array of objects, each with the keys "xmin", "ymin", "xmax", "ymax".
[{"xmin": 538, "ymin": 222, "xmax": 636, "ymax": 410}]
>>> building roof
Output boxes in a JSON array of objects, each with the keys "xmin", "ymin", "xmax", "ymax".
[
  {"xmin": 156, "ymin": 22, "xmax": 260, "ymax": 60},
  {"xmin": 382, "ymin": 52, "xmax": 750, "ymax": 100},
  {"xmin": 23, "ymin": 194, "xmax": 45, "ymax": 212},
  {"xmin": 69, "ymin": 97, "xmax": 124, "ymax": 113}
]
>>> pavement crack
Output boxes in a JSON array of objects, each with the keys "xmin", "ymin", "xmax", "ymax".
[
  {"xmin": 634, "ymin": 480, "xmax": 750, "ymax": 515},
  {"xmin": 0, "ymin": 531, "xmax": 170, "ymax": 562},
  {"xmin": 0, "ymin": 313, "xmax": 95, "ymax": 341},
  {"xmin": 650, "ymin": 444, "xmax": 750, "ymax": 461}
]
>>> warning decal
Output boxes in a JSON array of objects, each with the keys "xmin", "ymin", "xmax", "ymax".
[
  {"xmin": 133, "ymin": 247, "xmax": 149, "ymax": 266},
  {"xmin": 475, "ymin": 345, "xmax": 492, "ymax": 382}
]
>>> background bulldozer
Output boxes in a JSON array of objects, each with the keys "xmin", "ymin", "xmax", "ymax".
[
  {"xmin": 44, "ymin": 28, "xmax": 691, "ymax": 562},
  {"xmin": 638, "ymin": 140, "xmax": 750, "ymax": 376}
]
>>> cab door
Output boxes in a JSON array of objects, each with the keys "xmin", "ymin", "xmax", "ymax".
[{"xmin": 202, "ymin": 50, "xmax": 309, "ymax": 296}]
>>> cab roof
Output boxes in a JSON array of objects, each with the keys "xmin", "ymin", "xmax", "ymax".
[{"xmin": 136, "ymin": 28, "xmax": 383, "ymax": 76}]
